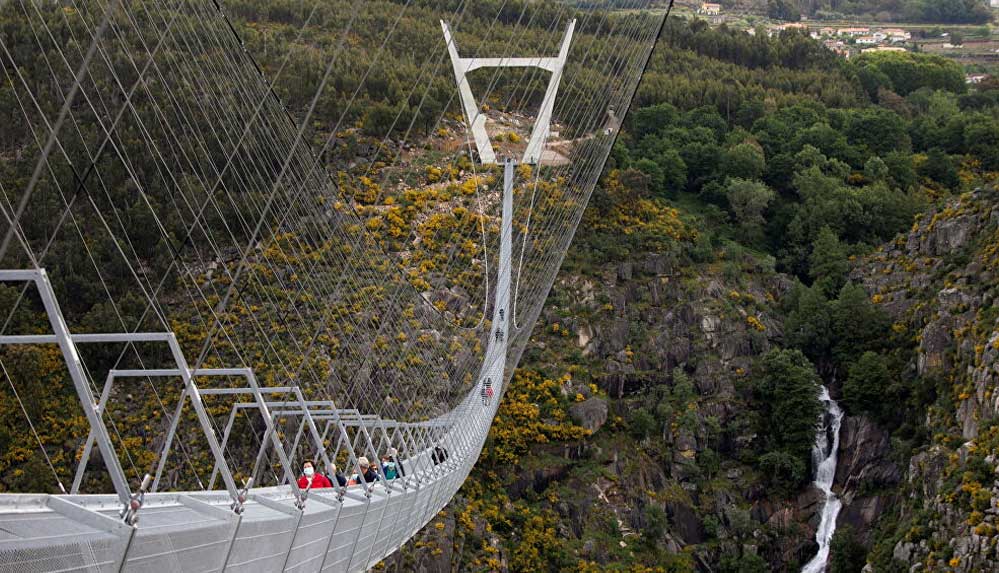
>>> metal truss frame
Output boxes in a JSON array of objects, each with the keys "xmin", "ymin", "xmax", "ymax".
[
  {"xmin": 72, "ymin": 370, "xmax": 306, "ymax": 503},
  {"xmin": 0, "ymin": 270, "xmax": 225, "ymax": 503},
  {"xmin": 201, "ymin": 386, "xmax": 330, "ymax": 493},
  {"xmin": 441, "ymin": 19, "xmax": 576, "ymax": 165},
  {"xmin": 243, "ymin": 401, "xmax": 402, "ymax": 496}
]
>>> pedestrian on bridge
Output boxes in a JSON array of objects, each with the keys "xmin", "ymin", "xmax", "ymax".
[
  {"xmin": 298, "ymin": 460, "xmax": 332, "ymax": 490},
  {"xmin": 381, "ymin": 453, "xmax": 399, "ymax": 480},
  {"xmin": 481, "ymin": 377, "xmax": 493, "ymax": 405},
  {"xmin": 388, "ymin": 448, "xmax": 405, "ymax": 477},
  {"xmin": 351, "ymin": 457, "xmax": 379, "ymax": 484},
  {"xmin": 326, "ymin": 464, "xmax": 348, "ymax": 487},
  {"xmin": 380, "ymin": 449, "xmax": 407, "ymax": 479}
]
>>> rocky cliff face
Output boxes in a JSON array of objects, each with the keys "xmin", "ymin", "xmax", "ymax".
[
  {"xmin": 853, "ymin": 188, "xmax": 999, "ymax": 571},
  {"xmin": 387, "ymin": 188, "xmax": 999, "ymax": 572},
  {"xmin": 548, "ymin": 253, "xmax": 788, "ymax": 398},
  {"xmin": 385, "ymin": 244, "xmax": 838, "ymax": 572},
  {"xmin": 834, "ymin": 415, "xmax": 902, "ymax": 545}
]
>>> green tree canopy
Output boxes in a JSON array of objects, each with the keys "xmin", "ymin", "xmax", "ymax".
[
  {"xmin": 768, "ymin": 0, "xmax": 802, "ymax": 21},
  {"xmin": 722, "ymin": 142, "xmax": 766, "ymax": 180},
  {"xmin": 904, "ymin": 0, "xmax": 992, "ymax": 24},
  {"xmin": 785, "ymin": 284, "xmax": 834, "ymax": 368},
  {"xmin": 749, "ymin": 348, "xmax": 823, "ymax": 490},
  {"xmin": 726, "ymin": 178, "xmax": 776, "ymax": 238},
  {"xmin": 854, "ymin": 52, "xmax": 966, "ymax": 98},
  {"xmin": 829, "ymin": 525, "xmax": 868, "ymax": 573},
  {"xmin": 809, "ymin": 226, "xmax": 849, "ymax": 297},
  {"xmin": 831, "ymin": 282, "xmax": 891, "ymax": 371},
  {"xmin": 842, "ymin": 351, "xmax": 892, "ymax": 421}
]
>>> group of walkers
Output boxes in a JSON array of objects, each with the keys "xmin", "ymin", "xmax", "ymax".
[
  {"xmin": 480, "ymin": 376, "xmax": 494, "ymax": 405},
  {"xmin": 297, "ymin": 449, "xmax": 405, "ymax": 490},
  {"xmin": 294, "ymin": 305, "xmax": 505, "ymax": 492},
  {"xmin": 297, "ymin": 443, "xmax": 454, "ymax": 490}
]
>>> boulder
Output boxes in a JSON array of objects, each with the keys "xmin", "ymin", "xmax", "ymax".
[
  {"xmin": 576, "ymin": 323, "xmax": 596, "ymax": 355},
  {"xmin": 618, "ymin": 262, "xmax": 633, "ymax": 281},
  {"xmin": 918, "ymin": 316, "xmax": 954, "ymax": 376},
  {"xmin": 569, "ymin": 397, "xmax": 608, "ymax": 433},
  {"xmin": 893, "ymin": 540, "xmax": 916, "ymax": 563},
  {"xmin": 907, "ymin": 446, "xmax": 949, "ymax": 500},
  {"xmin": 795, "ymin": 486, "xmax": 825, "ymax": 529},
  {"xmin": 643, "ymin": 253, "xmax": 672, "ymax": 275},
  {"xmin": 701, "ymin": 315, "xmax": 722, "ymax": 347},
  {"xmin": 927, "ymin": 216, "xmax": 974, "ymax": 256},
  {"xmin": 600, "ymin": 318, "xmax": 630, "ymax": 355}
]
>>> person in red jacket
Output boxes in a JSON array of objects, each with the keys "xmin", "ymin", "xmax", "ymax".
[{"xmin": 297, "ymin": 460, "xmax": 331, "ymax": 490}]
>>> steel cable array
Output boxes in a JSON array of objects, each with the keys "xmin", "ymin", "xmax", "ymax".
[{"xmin": 0, "ymin": 1, "xmax": 670, "ymax": 570}]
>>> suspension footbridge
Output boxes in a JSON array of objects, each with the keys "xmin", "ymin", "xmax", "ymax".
[{"xmin": 0, "ymin": 1, "xmax": 669, "ymax": 571}]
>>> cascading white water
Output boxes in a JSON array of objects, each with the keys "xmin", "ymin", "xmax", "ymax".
[{"xmin": 801, "ymin": 386, "xmax": 845, "ymax": 573}]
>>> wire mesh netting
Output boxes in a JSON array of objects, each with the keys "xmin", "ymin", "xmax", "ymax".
[{"xmin": 0, "ymin": 2, "xmax": 668, "ymax": 560}]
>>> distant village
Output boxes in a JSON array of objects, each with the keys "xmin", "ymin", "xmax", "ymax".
[
  {"xmin": 696, "ymin": 2, "xmax": 912, "ymax": 58},
  {"xmin": 696, "ymin": 2, "xmax": 992, "ymax": 85},
  {"xmin": 767, "ymin": 22, "xmax": 911, "ymax": 58}
]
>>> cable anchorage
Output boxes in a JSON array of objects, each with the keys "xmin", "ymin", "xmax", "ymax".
[
  {"xmin": 231, "ymin": 477, "xmax": 253, "ymax": 515},
  {"xmin": 121, "ymin": 473, "xmax": 152, "ymax": 525}
]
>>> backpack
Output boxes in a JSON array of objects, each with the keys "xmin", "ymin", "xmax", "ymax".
[{"xmin": 383, "ymin": 462, "xmax": 398, "ymax": 479}]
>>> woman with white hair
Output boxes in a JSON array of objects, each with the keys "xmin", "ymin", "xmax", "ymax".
[
  {"xmin": 351, "ymin": 456, "xmax": 379, "ymax": 484},
  {"xmin": 325, "ymin": 464, "xmax": 347, "ymax": 487}
]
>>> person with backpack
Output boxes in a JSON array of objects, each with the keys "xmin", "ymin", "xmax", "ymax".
[
  {"xmin": 381, "ymin": 453, "xmax": 398, "ymax": 480},
  {"xmin": 380, "ymin": 448, "xmax": 406, "ymax": 479}
]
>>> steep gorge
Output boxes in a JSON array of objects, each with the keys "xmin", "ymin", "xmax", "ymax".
[
  {"xmin": 386, "ymin": 226, "xmax": 838, "ymax": 571},
  {"xmin": 385, "ymin": 185, "xmax": 999, "ymax": 572}
]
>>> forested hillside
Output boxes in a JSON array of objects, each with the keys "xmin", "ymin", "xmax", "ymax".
[{"xmin": 384, "ymin": 16, "xmax": 999, "ymax": 573}]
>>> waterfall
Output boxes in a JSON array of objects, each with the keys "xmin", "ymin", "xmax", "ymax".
[{"xmin": 801, "ymin": 386, "xmax": 845, "ymax": 573}]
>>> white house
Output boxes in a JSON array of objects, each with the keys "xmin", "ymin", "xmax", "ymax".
[
  {"xmin": 838, "ymin": 27, "xmax": 870, "ymax": 37},
  {"xmin": 882, "ymin": 28, "xmax": 911, "ymax": 42},
  {"xmin": 698, "ymin": 2, "xmax": 721, "ymax": 15},
  {"xmin": 824, "ymin": 40, "xmax": 850, "ymax": 58}
]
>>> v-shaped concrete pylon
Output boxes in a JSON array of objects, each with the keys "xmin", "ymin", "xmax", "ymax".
[{"xmin": 441, "ymin": 19, "xmax": 576, "ymax": 165}]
